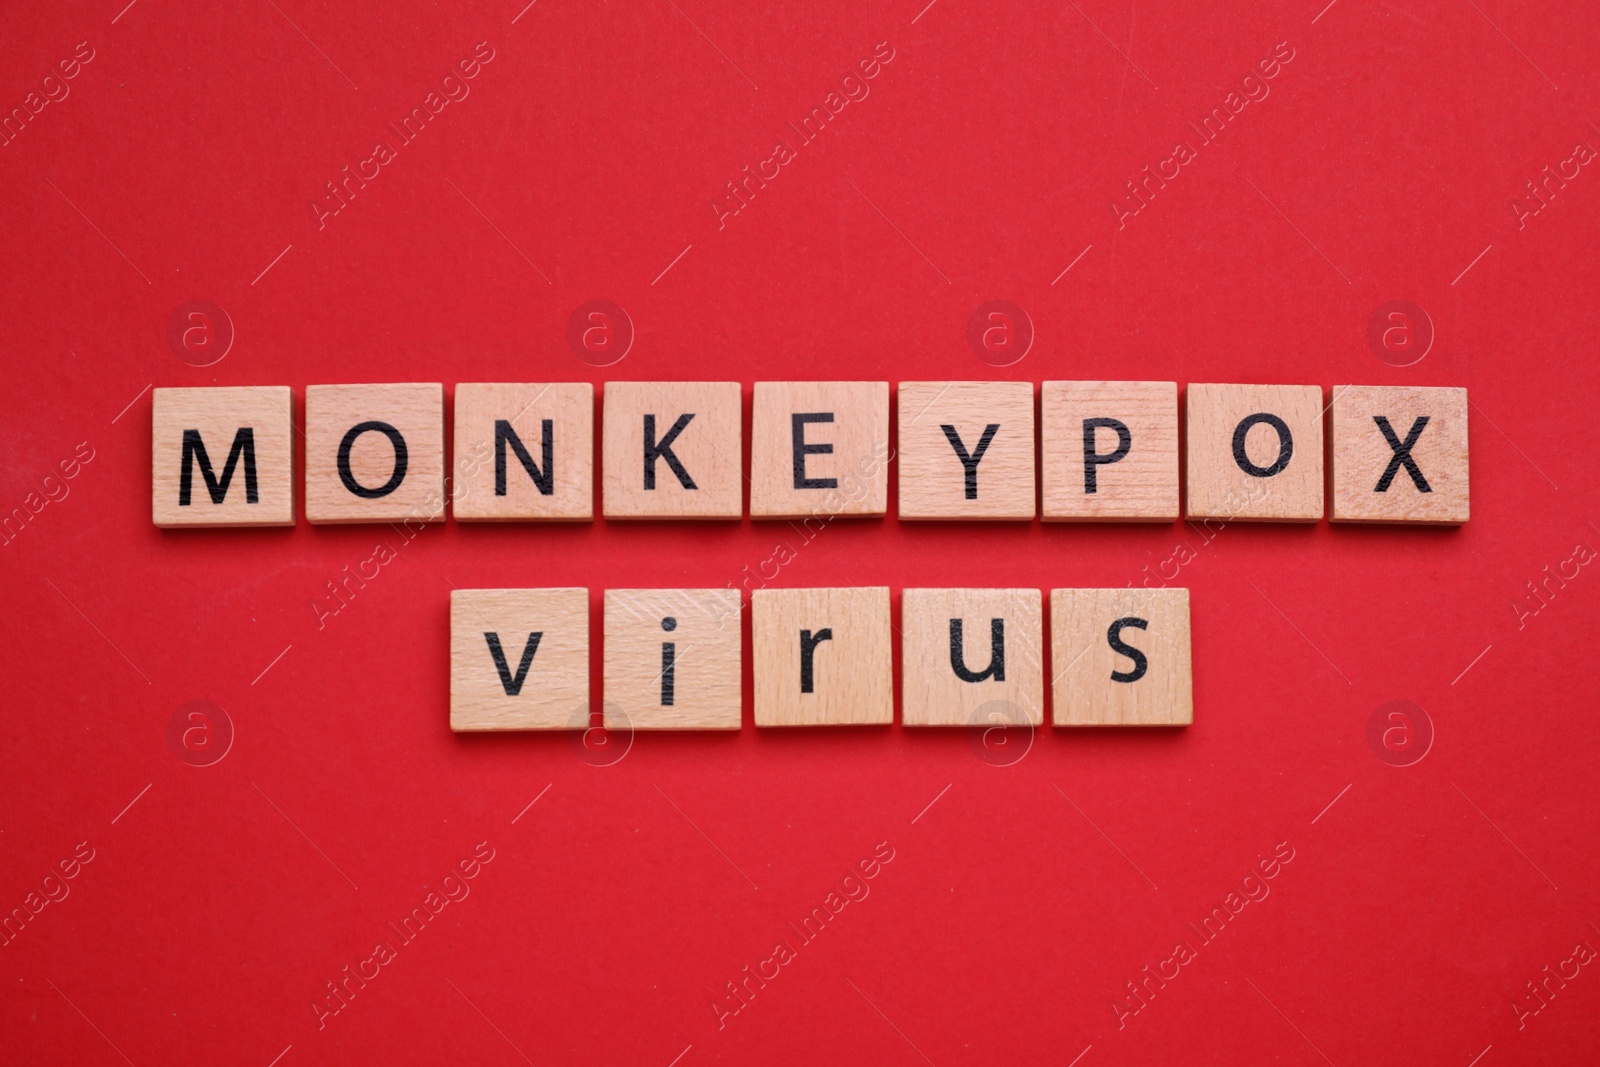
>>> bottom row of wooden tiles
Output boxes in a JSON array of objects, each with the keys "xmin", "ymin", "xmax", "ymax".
[{"xmin": 451, "ymin": 587, "xmax": 1192, "ymax": 730}]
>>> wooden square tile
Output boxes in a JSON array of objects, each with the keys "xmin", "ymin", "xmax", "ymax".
[
  {"xmin": 1185, "ymin": 383, "xmax": 1324, "ymax": 521},
  {"xmin": 1050, "ymin": 588, "xmax": 1192, "ymax": 726},
  {"xmin": 450, "ymin": 588, "xmax": 590, "ymax": 731},
  {"xmin": 1041, "ymin": 381, "xmax": 1178, "ymax": 522},
  {"xmin": 305, "ymin": 383, "xmax": 445, "ymax": 524},
  {"xmin": 752, "ymin": 587, "xmax": 892, "ymax": 726},
  {"xmin": 152, "ymin": 386, "xmax": 295, "ymax": 527},
  {"xmin": 453, "ymin": 383, "xmax": 593, "ymax": 521},
  {"xmin": 1331, "ymin": 385, "xmax": 1468, "ymax": 524},
  {"xmin": 603, "ymin": 589, "xmax": 742, "ymax": 729},
  {"xmin": 901, "ymin": 588, "xmax": 1043, "ymax": 726},
  {"xmin": 602, "ymin": 382, "xmax": 743, "ymax": 519},
  {"xmin": 750, "ymin": 382, "xmax": 889, "ymax": 519},
  {"xmin": 897, "ymin": 381, "xmax": 1036, "ymax": 520}
]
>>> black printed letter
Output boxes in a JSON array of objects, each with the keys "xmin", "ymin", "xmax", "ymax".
[
  {"xmin": 942, "ymin": 424, "xmax": 1000, "ymax": 500},
  {"xmin": 1373, "ymin": 415, "xmax": 1431, "ymax": 492},
  {"xmin": 337, "ymin": 421, "xmax": 408, "ymax": 498},
  {"xmin": 1082, "ymin": 417, "xmax": 1131, "ymax": 494},
  {"xmin": 1107, "ymin": 617, "xmax": 1148, "ymax": 683},
  {"xmin": 660, "ymin": 616, "xmax": 678, "ymax": 705},
  {"xmin": 484, "ymin": 632, "xmax": 541, "ymax": 696},
  {"xmin": 644, "ymin": 414, "xmax": 696, "ymax": 490},
  {"xmin": 950, "ymin": 618, "xmax": 1005, "ymax": 682},
  {"xmin": 1231, "ymin": 413, "xmax": 1293, "ymax": 478},
  {"xmin": 495, "ymin": 419, "xmax": 553, "ymax": 496},
  {"xmin": 179, "ymin": 428, "xmax": 258, "ymax": 505},
  {"xmin": 791, "ymin": 413, "xmax": 837, "ymax": 489},
  {"xmin": 799, "ymin": 628, "xmax": 833, "ymax": 693}
]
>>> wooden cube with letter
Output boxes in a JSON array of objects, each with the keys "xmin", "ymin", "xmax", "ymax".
[
  {"xmin": 897, "ymin": 382, "xmax": 1036, "ymax": 520},
  {"xmin": 450, "ymin": 588, "xmax": 590, "ymax": 731},
  {"xmin": 752, "ymin": 587, "xmax": 892, "ymax": 725},
  {"xmin": 1186, "ymin": 383, "xmax": 1324, "ymax": 522},
  {"xmin": 602, "ymin": 382, "xmax": 743, "ymax": 519},
  {"xmin": 901, "ymin": 588, "xmax": 1043, "ymax": 726},
  {"xmin": 1050, "ymin": 588, "xmax": 1192, "ymax": 726},
  {"xmin": 305, "ymin": 383, "xmax": 445, "ymax": 524},
  {"xmin": 750, "ymin": 382, "xmax": 889, "ymax": 518},
  {"xmin": 152, "ymin": 386, "xmax": 295, "ymax": 527},
  {"xmin": 603, "ymin": 589, "xmax": 742, "ymax": 729},
  {"xmin": 1330, "ymin": 385, "xmax": 1468, "ymax": 524},
  {"xmin": 453, "ymin": 382, "xmax": 594, "ymax": 521},
  {"xmin": 1041, "ymin": 381, "xmax": 1178, "ymax": 521}
]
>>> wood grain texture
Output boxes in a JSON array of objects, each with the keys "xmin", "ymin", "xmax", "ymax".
[
  {"xmin": 450, "ymin": 588, "xmax": 589, "ymax": 731},
  {"xmin": 1050, "ymin": 587, "xmax": 1192, "ymax": 726},
  {"xmin": 1331, "ymin": 385, "xmax": 1468, "ymax": 524},
  {"xmin": 152, "ymin": 386, "xmax": 295, "ymax": 527},
  {"xmin": 750, "ymin": 381, "xmax": 889, "ymax": 519},
  {"xmin": 602, "ymin": 382, "xmax": 742, "ymax": 519},
  {"xmin": 897, "ymin": 381, "xmax": 1036, "ymax": 520},
  {"xmin": 453, "ymin": 382, "xmax": 594, "ymax": 521},
  {"xmin": 1041, "ymin": 380, "xmax": 1178, "ymax": 522},
  {"xmin": 901, "ymin": 588, "xmax": 1043, "ymax": 726},
  {"xmin": 305, "ymin": 383, "xmax": 445, "ymax": 524},
  {"xmin": 752, "ymin": 587, "xmax": 892, "ymax": 726},
  {"xmin": 603, "ymin": 588, "xmax": 742, "ymax": 729},
  {"xmin": 1185, "ymin": 383, "xmax": 1324, "ymax": 521}
]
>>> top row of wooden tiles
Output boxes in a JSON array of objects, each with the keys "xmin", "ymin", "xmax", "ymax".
[{"xmin": 151, "ymin": 381, "xmax": 1469, "ymax": 527}]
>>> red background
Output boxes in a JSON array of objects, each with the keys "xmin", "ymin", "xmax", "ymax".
[{"xmin": 3, "ymin": 0, "xmax": 1599, "ymax": 1064}]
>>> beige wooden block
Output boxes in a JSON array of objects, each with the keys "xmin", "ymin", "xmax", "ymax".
[
  {"xmin": 604, "ymin": 589, "xmax": 742, "ymax": 729},
  {"xmin": 453, "ymin": 383, "xmax": 593, "ymax": 521},
  {"xmin": 750, "ymin": 382, "xmax": 889, "ymax": 519},
  {"xmin": 901, "ymin": 588, "xmax": 1043, "ymax": 726},
  {"xmin": 1050, "ymin": 588, "xmax": 1192, "ymax": 726},
  {"xmin": 151, "ymin": 387, "xmax": 295, "ymax": 527},
  {"xmin": 1185, "ymin": 384, "xmax": 1324, "ymax": 521},
  {"xmin": 1331, "ymin": 385, "xmax": 1468, "ymax": 524},
  {"xmin": 305, "ymin": 384, "xmax": 445, "ymax": 524},
  {"xmin": 1041, "ymin": 381, "xmax": 1178, "ymax": 522},
  {"xmin": 897, "ymin": 382, "xmax": 1036, "ymax": 520},
  {"xmin": 451, "ymin": 588, "xmax": 590, "ymax": 731},
  {"xmin": 602, "ymin": 382, "xmax": 742, "ymax": 519},
  {"xmin": 752, "ymin": 587, "xmax": 892, "ymax": 726}
]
